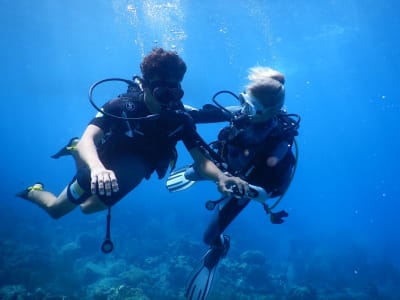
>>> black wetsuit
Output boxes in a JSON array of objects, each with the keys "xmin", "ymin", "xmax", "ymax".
[
  {"xmin": 189, "ymin": 106, "xmax": 298, "ymax": 246},
  {"xmin": 69, "ymin": 91, "xmax": 202, "ymax": 206}
]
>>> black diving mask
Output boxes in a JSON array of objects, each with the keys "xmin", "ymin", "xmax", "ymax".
[{"xmin": 149, "ymin": 80, "xmax": 184, "ymax": 104}]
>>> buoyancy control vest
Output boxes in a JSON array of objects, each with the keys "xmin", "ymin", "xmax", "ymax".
[
  {"xmin": 212, "ymin": 111, "xmax": 300, "ymax": 197},
  {"xmin": 92, "ymin": 77, "xmax": 191, "ymax": 179}
]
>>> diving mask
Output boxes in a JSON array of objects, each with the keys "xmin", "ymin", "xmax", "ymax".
[
  {"xmin": 239, "ymin": 89, "xmax": 284, "ymax": 119},
  {"xmin": 148, "ymin": 80, "xmax": 184, "ymax": 104}
]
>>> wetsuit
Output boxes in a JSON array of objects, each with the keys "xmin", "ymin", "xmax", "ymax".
[
  {"xmin": 187, "ymin": 106, "xmax": 297, "ymax": 246},
  {"xmin": 68, "ymin": 90, "xmax": 202, "ymax": 206}
]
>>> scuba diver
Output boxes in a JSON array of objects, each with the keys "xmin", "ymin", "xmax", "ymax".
[
  {"xmin": 16, "ymin": 48, "xmax": 249, "ymax": 253},
  {"xmin": 166, "ymin": 67, "xmax": 300, "ymax": 300}
]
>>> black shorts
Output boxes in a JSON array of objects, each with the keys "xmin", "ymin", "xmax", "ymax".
[{"xmin": 67, "ymin": 154, "xmax": 154, "ymax": 206}]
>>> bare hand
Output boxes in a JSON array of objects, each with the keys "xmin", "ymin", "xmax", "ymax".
[
  {"xmin": 90, "ymin": 168, "xmax": 119, "ymax": 196},
  {"xmin": 216, "ymin": 174, "xmax": 249, "ymax": 196}
]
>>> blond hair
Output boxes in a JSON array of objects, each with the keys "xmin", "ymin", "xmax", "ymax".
[
  {"xmin": 246, "ymin": 67, "xmax": 285, "ymax": 110},
  {"xmin": 248, "ymin": 66, "xmax": 285, "ymax": 84}
]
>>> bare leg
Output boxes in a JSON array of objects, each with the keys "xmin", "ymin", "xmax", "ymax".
[
  {"xmin": 51, "ymin": 137, "xmax": 80, "ymax": 160},
  {"xmin": 22, "ymin": 187, "xmax": 77, "ymax": 219},
  {"xmin": 71, "ymin": 150, "xmax": 86, "ymax": 171},
  {"xmin": 80, "ymin": 196, "xmax": 108, "ymax": 214},
  {"xmin": 23, "ymin": 185, "xmax": 109, "ymax": 218}
]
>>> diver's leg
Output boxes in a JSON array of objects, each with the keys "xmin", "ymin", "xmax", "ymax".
[
  {"xmin": 51, "ymin": 137, "xmax": 80, "ymax": 159},
  {"xmin": 203, "ymin": 197, "xmax": 251, "ymax": 246},
  {"xmin": 166, "ymin": 165, "xmax": 204, "ymax": 192},
  {"xmin": 185, "ymin": 198, "xmax": 251, "ymax": 300},
  {"xmin": 80, "ymin": 153, "xmax": 153, "ymax": 213},
  {"xmin": 71, "ymin": 150, "xmax": 86, "ymax": 170},
  {"xmin": 52, "ymin": 137, "xmax": 86, "ymax": 171},
  {"xmin": 80, "ymin": 195, "xmax": 108, "ymax": 214},
  {"xmin": 17, "ymin": 186, "xmax": 77, "ymax": 219},
  {"xmin": 184, "ymin": 165, "xmax": 206, "ymax": 181}
]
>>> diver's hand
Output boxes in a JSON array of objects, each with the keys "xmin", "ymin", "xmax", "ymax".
[
  {"xmin": 90, "ymin": 167, "xmax": 119, "ymax": 196},
  {"xmin": 217, "ymin": 174, "xmax": 249, "ymax": 196},
  {"xmin": 233, "ymin": 184, "xmax": 271, "ymax": 203}
]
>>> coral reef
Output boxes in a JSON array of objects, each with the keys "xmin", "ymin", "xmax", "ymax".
[{"xmin": 2, "ymin": 218, "xmax": 400, "ymax": 300}]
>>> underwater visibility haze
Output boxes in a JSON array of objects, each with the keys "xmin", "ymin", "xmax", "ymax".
[{"xmin": 1, "ymin": 0, "xmax": 400, "ymax": 299}]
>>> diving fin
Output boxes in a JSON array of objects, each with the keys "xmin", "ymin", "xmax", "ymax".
[
  {"xmin": 166, "ymin": 165, "xmax": 196, "ymax": 192},
  {"xmin": 16, "ymin": 182, "xmax": 44, "ymax": 200},
  {"xmin": 185, "ymin": 235, "xmax": 230, "ymax": 300},
  {"xmin": 51, "ymin": 137, "xmax": 79, "ymax": 159}
]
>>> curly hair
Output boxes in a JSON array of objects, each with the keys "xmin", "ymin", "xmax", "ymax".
[{"xmin": 140, "ymin": 48, "xmax": 187, "ymax": 82}]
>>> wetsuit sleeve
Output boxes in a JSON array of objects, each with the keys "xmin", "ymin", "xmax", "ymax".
[
  {"xmin": 186, "ymin": 104, "xmax": 231, "ymax": 124},
  {"xmin": 180, "ymin": 113, "xmax": 205, "ymax": 151},
  {"xmin": 89, "ymin": 98, "xmax": 121, "ymax": 131}
]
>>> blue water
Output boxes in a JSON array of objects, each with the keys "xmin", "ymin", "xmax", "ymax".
[{"xmin": 2, "ymin": 0, "xmax": 399, "ymax": 299}]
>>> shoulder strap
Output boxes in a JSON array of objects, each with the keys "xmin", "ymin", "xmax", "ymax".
[
  {"xmin": 275, "ymin": 112, "xmax": 300, "ymax": 138},
  {"xmin": 118, "ymin": 77, "xmax": 143, "ymax": 100}
]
